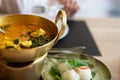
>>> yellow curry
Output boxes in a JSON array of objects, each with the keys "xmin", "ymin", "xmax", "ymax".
[{"xmin": 0, "ymin": 24, "xmax": 53, "ymax": 50}]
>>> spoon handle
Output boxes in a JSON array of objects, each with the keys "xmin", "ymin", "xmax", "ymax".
[
  {"xmin": 49, "ymin": 46, "xmax": 86, "ymax": 54},
  {"xmin": 0, "ymin": 28, "xmax": 5, "ymax": 34}
]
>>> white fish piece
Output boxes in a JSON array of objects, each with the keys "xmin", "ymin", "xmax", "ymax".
[
  {"xmin": 75, "ymin": 66, "xmax": 92, "ymax": 80},
  {"xmin": 57, "ymin": 62, "xmax": 69, "ymax": 74},
  {"xmin": 62, "ymin": 69, "xmax": 80, "ymax": 80}
]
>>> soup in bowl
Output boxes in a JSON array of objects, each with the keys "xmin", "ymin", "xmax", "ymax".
[
  {"xmin": 0, "ymin": 10, "xmax": 67, "ymax": 62},
  {"xmin": 0, "ymin": 23, "xmax": 54, "ymax": 50}
]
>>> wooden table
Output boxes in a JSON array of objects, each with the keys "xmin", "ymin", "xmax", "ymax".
[{"xmin": 71, "ymin": 18, "xmax": 120, "ymax": 80}]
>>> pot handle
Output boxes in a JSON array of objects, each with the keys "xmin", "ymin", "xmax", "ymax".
[{"xmin": 55, "ymin": 10, "xmax": 67, "ymax": 40}]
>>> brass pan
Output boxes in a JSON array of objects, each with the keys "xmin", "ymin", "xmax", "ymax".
[{"xmin": 0, "ymin": 10, "xmax": 67, "ymax": 62}]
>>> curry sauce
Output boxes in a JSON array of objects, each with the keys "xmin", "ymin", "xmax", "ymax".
[
  {"xmin": 0, "ymin": 24, "xmax": 40, "ymax": 42},
  {"xmin": 0, "ymin": 24, "xmax": 53, "ymax": 50}
]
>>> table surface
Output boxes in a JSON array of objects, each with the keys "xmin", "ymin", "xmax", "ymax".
[
  {"xmin": 72, "ymin": 18, "xmax": 120, "ymax": 80},
  {"xmin": 0, "ymin": 14, "xmax": 120, "ymax": 80}
]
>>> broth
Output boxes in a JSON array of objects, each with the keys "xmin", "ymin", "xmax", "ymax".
[
  {"xmin": 0, "ymin": 24, "xmax": 40, "ymax": 42},
  {"xmin": 0, "ymin": 24, "xmax": 54, "ymax": 50}
]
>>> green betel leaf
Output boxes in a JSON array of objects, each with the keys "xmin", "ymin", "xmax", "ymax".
[
  {"xmin": 13, "ymin": 39, "xmax": 19, "ymax": 44},
  {"xmin": 49, "ymin": 67, "xmax": 62, "ymax": 80}
]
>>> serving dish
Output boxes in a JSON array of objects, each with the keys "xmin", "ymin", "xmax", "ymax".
[
  {"xmin": 0, "ymin": 10, "xmax": 67, "ymax": 62},
  {"xmin": 41, "ymin": 53, "xmax": 111, "ymax": 80}
]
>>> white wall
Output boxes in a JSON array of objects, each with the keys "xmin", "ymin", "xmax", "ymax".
[{"xmin": 74, "ymin": 0, "xmax": 111, "ymax": 18}]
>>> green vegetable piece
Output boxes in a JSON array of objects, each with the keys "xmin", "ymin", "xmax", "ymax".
[
  {"xmin": 1, "ymin": 25, "xmax": 10, "ymax": 31},
  {"xmin": 13, "ymin": 39, "xmax": 19, "ymax": 44},
  {"xmin": 50, "ymin": 67, "xmax": 62, "ymax": 80},
  {"xmin": 61, "ymin": 58, "xmax": 91, "ymax": 68},
  {"xmin": 30, "ymin": 36, "xmax": 51, "ymax": 48},
  {"xmin": 6, "ymin": 46, "xmax": 17, "ymax": 50},
  {"xmin": 92, "ymin": 70, "xmax": 97, "ymax": 78}
]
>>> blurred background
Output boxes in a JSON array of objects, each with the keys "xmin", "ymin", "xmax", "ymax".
[
  {"xmin": 0, "ymin": 0, "xmax": 120, "ymax": 18},
  {"xmin": 75, "ymin": 0, "xmax": 120, "ymax": 18}
]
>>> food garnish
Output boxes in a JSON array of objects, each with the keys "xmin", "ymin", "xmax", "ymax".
[{"xmin": 49, "ymin": 58, "xmax": 97, "ymax": 80}]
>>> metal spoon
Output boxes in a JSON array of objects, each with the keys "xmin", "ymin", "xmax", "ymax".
[
  {"xmin": 49, "ymin": 46, "xmax": 86, "ymax": 54},
  {"xmin": 0, "ymin": 28, "xmax": 5, "ymax": 34}
]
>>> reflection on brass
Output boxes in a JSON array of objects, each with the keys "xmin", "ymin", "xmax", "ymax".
[{"xmin": 0, "ymin": 53, "xmax": 48, "ymax": 80}]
